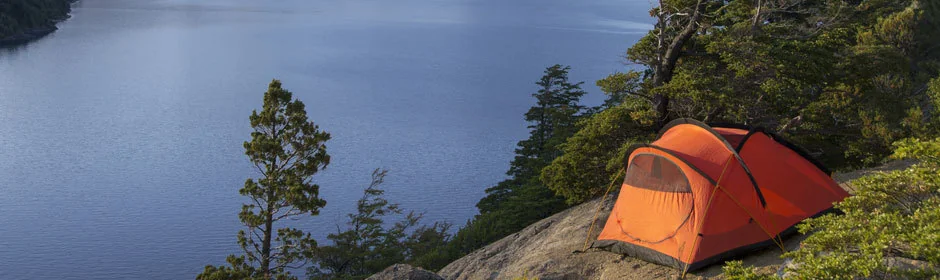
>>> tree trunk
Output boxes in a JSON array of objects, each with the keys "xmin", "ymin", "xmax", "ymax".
[
  {"xmin": 260, "ymin": 132, "xmax": 279, "ymax": 278},
  {"xmin": 650, "ymin": 0, "xmax": 705, "ymax": 128},
  {"xmin": 653, "ymin": 94, "xmax": 670, "ymax": 128},
  {"xmin": 261, "ymin": 200, "xmax": 274, "ymax": 278}
]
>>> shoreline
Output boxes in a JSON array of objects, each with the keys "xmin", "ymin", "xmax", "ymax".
[
  {"xmin": 0, "ymin": 25, "xmax": 60, "ymax": 46},
  {"xmin": 0, "ymin": 0, "xmax": 76, "ymax": 47}
]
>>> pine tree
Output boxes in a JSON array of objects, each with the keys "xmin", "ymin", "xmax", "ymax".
[
  {"xmin": 459, "ymin": 65, "xmax": 589, "ymax": 252},
  {"xmin": 199, "ymin": 79, "xmax": 331, "ymax": 280},
  {"xmin": 477, "ymin": 64, "xmax": 586, "ymax": 214}
]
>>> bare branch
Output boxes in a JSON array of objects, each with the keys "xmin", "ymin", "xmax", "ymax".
[
  {"xmin": 284, "ymin": 259, "xmax": 309, "ymax": 270},
  {"xmin": 274, "ymin": 207, "xmax": 303, "ymax": 221},
  {"xmin": 251, "ymin": 229, "xmax": 264, "ymax": 247},
  {"xmin": 253, "ymin": 162, "xmax": 267, "ymax": 177},
  {"xmin": 777, "ymin": 115, "xmax": 803, "ymax": 135},
  {"xmin": 251, "ymin": 196, "xmax": 265, "ymax": 210},
  {"xmin": 752, "ymin": 0, "xmax": 763, "ymax": 31}
]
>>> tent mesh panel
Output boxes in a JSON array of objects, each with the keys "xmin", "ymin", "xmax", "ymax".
[{"xmin": 625, "ymin": 154, "xmax": 691, "ymax": 193}]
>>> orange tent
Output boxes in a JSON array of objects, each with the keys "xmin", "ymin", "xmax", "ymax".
[{"xmin": 592, "ymin": 118, "xmax": 849, "ymax": 272}]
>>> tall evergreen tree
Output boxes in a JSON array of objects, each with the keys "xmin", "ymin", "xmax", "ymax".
[
  {"xmin": 199, "ymin": 79, "xmax": 331, "ymax": 280},
  {"xmin": 477, "ymin": 64, "xmax": 587, "ymax": 214},
  {"xmin": 433, "ymin": 65, "xmax": 588, "ymax": 259},
  {"xmin": 411, "ymin": 65, "xmax": 590, "ymax": 271}
]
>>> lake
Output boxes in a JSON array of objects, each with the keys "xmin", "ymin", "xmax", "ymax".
[{"xmin": 0, "ymin": 0, "xmax": 649, "ymax": 278}]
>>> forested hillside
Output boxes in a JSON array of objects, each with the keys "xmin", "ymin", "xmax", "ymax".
[
  {"xmin": 414, "ymin": 0, "xmax": 940, "ymax": 272},
  {"xmin": 0, "ymin": 0, "xmax": 73, "ymax": 44}
]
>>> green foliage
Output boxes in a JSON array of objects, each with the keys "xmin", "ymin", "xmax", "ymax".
[
  {"xmin": 0, "ymin": 0, "xmax": 72, "ymax": 39},
  {"xmin": 409, "ymin": 213, "xmax": 501, "ymax": 270},
  {"xmin": 722, "ymin": 260, "xmax": 775, "ymax": 280},
  {"xmin": 908, "ymin": 77, "xmax": 940, "ymax": 138},
  {"xmin": 477, "ymin": 64, "xmax": 587, "ymax": 219},
  {"xmin": 199, "ymin": 80, "xmax": 331, "ymax": 280},
  {"xmin": 510, "ymin": 64, "xmax": 588, "ymax": 180},
  {"xmin": 413, "ymin": 65, "xmax": 590, "ymax": 270},
  {"xmin": 309, "ymin": 169, "xmax": 397, "ymax": 279},
  {"xmin": 308, "ymin": 169, "xmax": 452, "ymax": 280},
  {"xmin": 601, "ymin": 0, "xmax": 940, "ymax": 170},
  {"xmin": 512, "ymin": 270, "xmax": 540, "ymax": 280},
  {"xmin": 197, "ymin": 256, "xmax": 260, "ymax": 280},
  {"xmin": 595, "ymin": 71, "xmax": 644, "ymax": 110},
  {"xmin": 930, "ymin": 77, "xmax": 940, "ymax": 118},
  {"xmin": 724, "ymin": 138, "xmax": 940, "ymax": 279},
  {"xmin": 541, "ymin": 104, "xmax": 652, "ymax": 204},
  {"xmin": 402, "ymin": 221, "xmax": 453, "ymax": 268},
  {"xmin": 781, "ymin": 143, "xmax": 940, "ymax": 278}
]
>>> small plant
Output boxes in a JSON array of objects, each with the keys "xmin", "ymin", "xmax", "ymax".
[
  {"xmin": 513, "ymin": 270, "xmax": 539, "ymax": 280},
  {"xmin": 722, "ymin": 260, "xmax": 776, "ymax": 280}
]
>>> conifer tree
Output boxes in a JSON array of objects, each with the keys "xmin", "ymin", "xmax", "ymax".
[
  {"xmin": 461, "ymin": 65, "xmax": 588, "ymax": 251},
  {"xmin": 199, "ymin": 79, "xmax": 331, "ymax": 280},
  {"xmin": 477, "ymin": 64, "xmax": 586, "ymax": 214}
]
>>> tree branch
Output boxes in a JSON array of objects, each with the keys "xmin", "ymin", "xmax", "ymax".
[
  {"xmin": 274, "ymin": 207, "xmax": 302, "ymax": 221},
  {"xmin": 777, "ymin": 115, "xmax": 803, "ymax": 134},
  {"xmin": 283, "ymin": 259, "xmax": 309, "ymax": 270},
  {"xmin": 253, "ymin": 162, "xmax": 267, "ymax": 178},
  {"xmin": 659, "ymin": 0, "xmax": 704, "ymax": 84}
]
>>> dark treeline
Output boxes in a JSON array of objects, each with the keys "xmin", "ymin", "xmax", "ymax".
[
  {"xmin": 0, "ymin": 0, "xmax": 73, "ymax": 44},
  {"xmin": 200, "ymin": 0, "xmax": 940, "ymax": 279}
]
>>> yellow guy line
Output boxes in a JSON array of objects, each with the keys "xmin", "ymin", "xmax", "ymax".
[
  {"xmin": 714, "ymin": 185, "xmax": 787, "ymax": 252},
  {"xmin": 581, "ymin": 167, "xmax": 626, "ymax": 252},
  {"xmin": 681, "ymin": 156, "xmax": 733, "ymax": 277}
]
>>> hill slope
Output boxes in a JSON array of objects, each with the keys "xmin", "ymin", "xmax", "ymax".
[{"xmin": 432, "ymin": 161, "xmax": 914, "ymax": 280}]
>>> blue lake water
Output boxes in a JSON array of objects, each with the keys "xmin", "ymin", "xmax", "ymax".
[{"xmin": 0, "ymin": 0, "xmax": 649, "ymax": 278}]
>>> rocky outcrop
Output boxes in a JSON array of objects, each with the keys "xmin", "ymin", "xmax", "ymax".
[
  {"xmin": 376, "ymin": 196, "xmax": 802, "ymax": 280},
  {"xmin": 366, "ymin": 264, "xmax": 444, "ymax": 280},
  {"xmin": 373, "ymin": 162, "xmax": 912, "ymax": 280},
  {"xmin": 434, "ymin": 196, "xmax": 783, "ymax": 280},
  {"xmin": 434, "ymin": 167, "xmax": 887, "ymax": 280}
]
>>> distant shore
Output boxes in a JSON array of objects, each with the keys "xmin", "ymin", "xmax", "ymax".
[
  {"xmin": 0, "ymin": 25, "xmax": 60, "ymax": 46},
  {"xmin": 0, "ymin": 0, "xmax": 76, "ymax": 47}
]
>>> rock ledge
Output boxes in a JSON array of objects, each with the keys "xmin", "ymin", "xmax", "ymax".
[{"xmin": 366, "ymin": 264, "xmax": 443, "ymax": 280}]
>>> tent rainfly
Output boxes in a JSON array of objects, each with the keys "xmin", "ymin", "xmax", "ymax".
[{"xmin": 592, "ymin": 118, "xmax": 849, "ymax": 273}]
